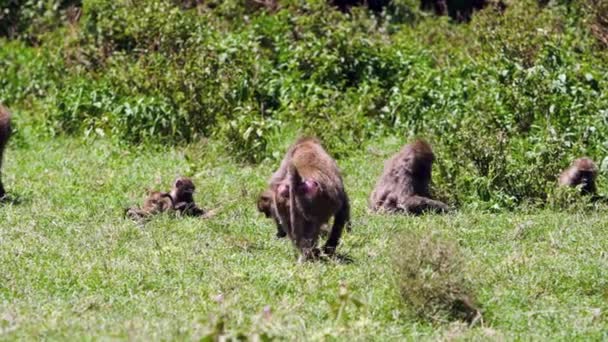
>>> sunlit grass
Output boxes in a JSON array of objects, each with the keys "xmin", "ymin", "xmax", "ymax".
[{"xmin": 0, "ymin": 136, "xmax": 606, "ymax": 339}]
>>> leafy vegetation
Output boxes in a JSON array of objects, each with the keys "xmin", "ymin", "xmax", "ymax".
[{"xmin": 2, "ymin": 0, "xmax": 608, "ymax": 209}]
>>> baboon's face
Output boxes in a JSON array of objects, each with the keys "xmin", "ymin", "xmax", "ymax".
[{"xmin": 175, "ymin": 179, "xmax": 195, "ymax": 195}]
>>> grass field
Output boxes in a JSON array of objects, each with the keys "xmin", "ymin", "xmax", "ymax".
[{"xmin": 1, "ymin": 135, "xmax": 607, "ymax": 340}]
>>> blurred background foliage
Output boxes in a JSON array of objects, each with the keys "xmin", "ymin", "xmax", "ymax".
[{"xmin": 1, "ymin": 0, "xmax": 608, "ymax": 209}]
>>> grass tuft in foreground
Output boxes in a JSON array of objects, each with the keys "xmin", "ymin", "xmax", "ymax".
[{"xmin": 393, "ymin": 231, "xmax": 480, "ymax": 325}]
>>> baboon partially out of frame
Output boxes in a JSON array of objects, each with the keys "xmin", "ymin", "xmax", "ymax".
[
  {"xmin": 369, "ymin": 139, "xmax": 448, "ymax": 215},
  {"xmin": 0, "ymin": 105, "xmax": 11, "ymax": 199},
  {"xmin": 268, "ymin": 137, "xmax": 350, "ymax": 261},
  {"xmin": 558, "ymin": 157, "xmax": 598, "ymax": 195}
]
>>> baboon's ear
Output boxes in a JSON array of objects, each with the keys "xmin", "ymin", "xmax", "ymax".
[{"xmin": 175, "ymin": 179, "xmax": 183, "ymax": 188}]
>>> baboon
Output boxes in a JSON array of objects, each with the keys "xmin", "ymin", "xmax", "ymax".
[
  {"xmin": 369, "ymin": 139, "xmax": 449, "ymax": 214},
  {"xmin": 558, "ymin": 157, "xmax": 598, "ymax": 195},
  {"xmin": 169, "ymin": 177, "xmax": 205, "ymax": 217},
  {"xmin": 258, "ymin": 187, "xmax": 333, "ymax": 238},
  {"xmin": 125, "ymin": 190, "xmax": 174, "ymax": 221},
  {"xmin": 0, "ymin": 105, "xmax": 11, "ymax": 199},
  {"xmin": 125, "ymin": 177, "xmax": 205, "ymax": 221},
  {"xmin": 257, "ymin": 189, "xmax": 287, "ymax": 238},
  {"xmin": 268, "ymin": 137, "xmax": 350, "ymax": 261}
]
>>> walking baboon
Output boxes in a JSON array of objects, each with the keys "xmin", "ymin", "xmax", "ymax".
[
  {"xmin": 558, "ymin": 157, "xmax": 598, "ymax": 195},
  {"xmin": 269, "ymin": 137, "xmax": 350, "ymax": 261},
  {"xmin": 0, "ymin": 105, "xmax": 11, "ymax": 199},
  {"xmin": 370, "ymin": 139, "xmax": 448, "ymax": 214}
]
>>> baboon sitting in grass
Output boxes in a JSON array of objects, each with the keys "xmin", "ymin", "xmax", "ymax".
[
  {"xmin": 370, "ymin": 139, "xmax": 448, "ymax": 215},
  {"xmin": 125, "ymin": 177, "xmax": 206, "ymax": 221}
]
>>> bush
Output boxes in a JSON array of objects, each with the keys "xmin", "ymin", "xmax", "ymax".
[
  {"xmin": 393, "ymin": 231, "xmax": 480, "ymax": 324},
  {"xmin": 0, "ymin": 0, "xmax": 82, "ymax": 41}
]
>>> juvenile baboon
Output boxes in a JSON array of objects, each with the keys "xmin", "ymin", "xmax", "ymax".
[
  {"xmin": 125, "ymin": 177, "xmax": 205, "ymax": 221},
  {"xmin": 169, "ymin": 177, "xmax": 206, "ymax": 217},
  {"xmin": 125, "ymin": 190, "xmax": 174, "ymax": 221},
  {"xmin": 269, "ymin": 137, "xmax": 350, "ymax": 261},
  {"xmin": 257, "ymin": 189, "xmax": 287, "ymax": 238},
  {"xmin": 558, "ymin": 157, "xmax": 598, "ymax": 195},
  {"xmin": 369, "ymin": 139, "xmax": 449, "ymax": 214},
  {"xmin": 0, "ymin": 105, "xmax": 11, "ymax": 198}
]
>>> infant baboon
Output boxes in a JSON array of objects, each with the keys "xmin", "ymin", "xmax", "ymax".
[
  {"xmin": 125, "ymin": 177, "xmax": 205, "ymax": 221},
  {"xmin": 169, "ymin": 177, "xmax": 205, "ymax": 217},
  {"xmin": 257, "ymin": 189, "xmax": 287, "ymax": 238},
  {"xmin": 0, "ymin": 105, "xmax": 11, "ymax": 199},
  {"xmin": 370, "ymin": 139, "xmax": 449, "ymax": 215},
  {"xmin": 558, "ymin": 157, "xmax": 598, "ymax": 195},
  {"xmin": 125, "ymin": 190, "xmax": 174, "ymax": 221},
  {"xmin": 268, "ymin": 137, "xmax": 350, "ymax": 261}
]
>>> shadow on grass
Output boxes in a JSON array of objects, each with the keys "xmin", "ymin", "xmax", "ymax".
[
  {"xmin": 0, "ymin": 192, "xmax": 26, "ymax": 205},
  {"xmin": 316, "ymin": 251, "xmax": 354, "ymax": 265},
  {"xmin": 331, "ymin": 252, "xmax": 354, "ymax": 264}
]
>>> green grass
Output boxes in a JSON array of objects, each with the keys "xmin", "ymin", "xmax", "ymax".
[{"xmin": 1, "ymin": 135, "xmax": 607, "ymax": 339}]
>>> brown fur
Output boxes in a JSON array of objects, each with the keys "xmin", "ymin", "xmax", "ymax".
[
  {"xmin": 269, "ymin": 137, "xmax": 350, "ymax": 261},
  {"xmin": 257, "ymin": 189, "xmax": 287, "ymax": 238},
  {"xmin": 169, "ymin": 177, "xmax": 206, "ymax": 217},
  {"xmin": 369, "ymin": 139, "xmax": 448, "ymax": 214},
  {"xmin": 558, "ymin": 157, "xmax": 598, "ymax": 195},
  {"xmin": 125, "ymin": 177, "xmax": 205, "ymax": 221},
  {"xmin": 0, "ymin": 105, "xmax": 11, "ymax": 198},
  {"xmin": 125, "ymin": 190, "xmax": 174, "ymax": 221}
]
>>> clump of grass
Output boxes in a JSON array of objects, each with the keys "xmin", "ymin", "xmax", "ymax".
[
  {"xmin": 545, "ymin": 185, "xmax": 605, "ymax": 212},
  {"xmin": 393, "ymin": 231, "xmax": 480, "ymax": 324}
]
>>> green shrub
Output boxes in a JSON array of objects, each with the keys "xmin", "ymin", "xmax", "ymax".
[
  {"xmin": 0, "ymin": 40, "xmax": 62, "ymax": 105},
  {"xmin": 1, "ymin": 0, "xmax": 608, "ymax": 208},
  {"xmin": 393, "ymin": 231, "xmax": 480, "ymax": 324},
  {"xmin": 0, "ymin": 0, "xmax": 81, "ymax": 41},
  {"xmin": 217, "ymin": 106, "xmax": 280, "ymax": 163}
]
